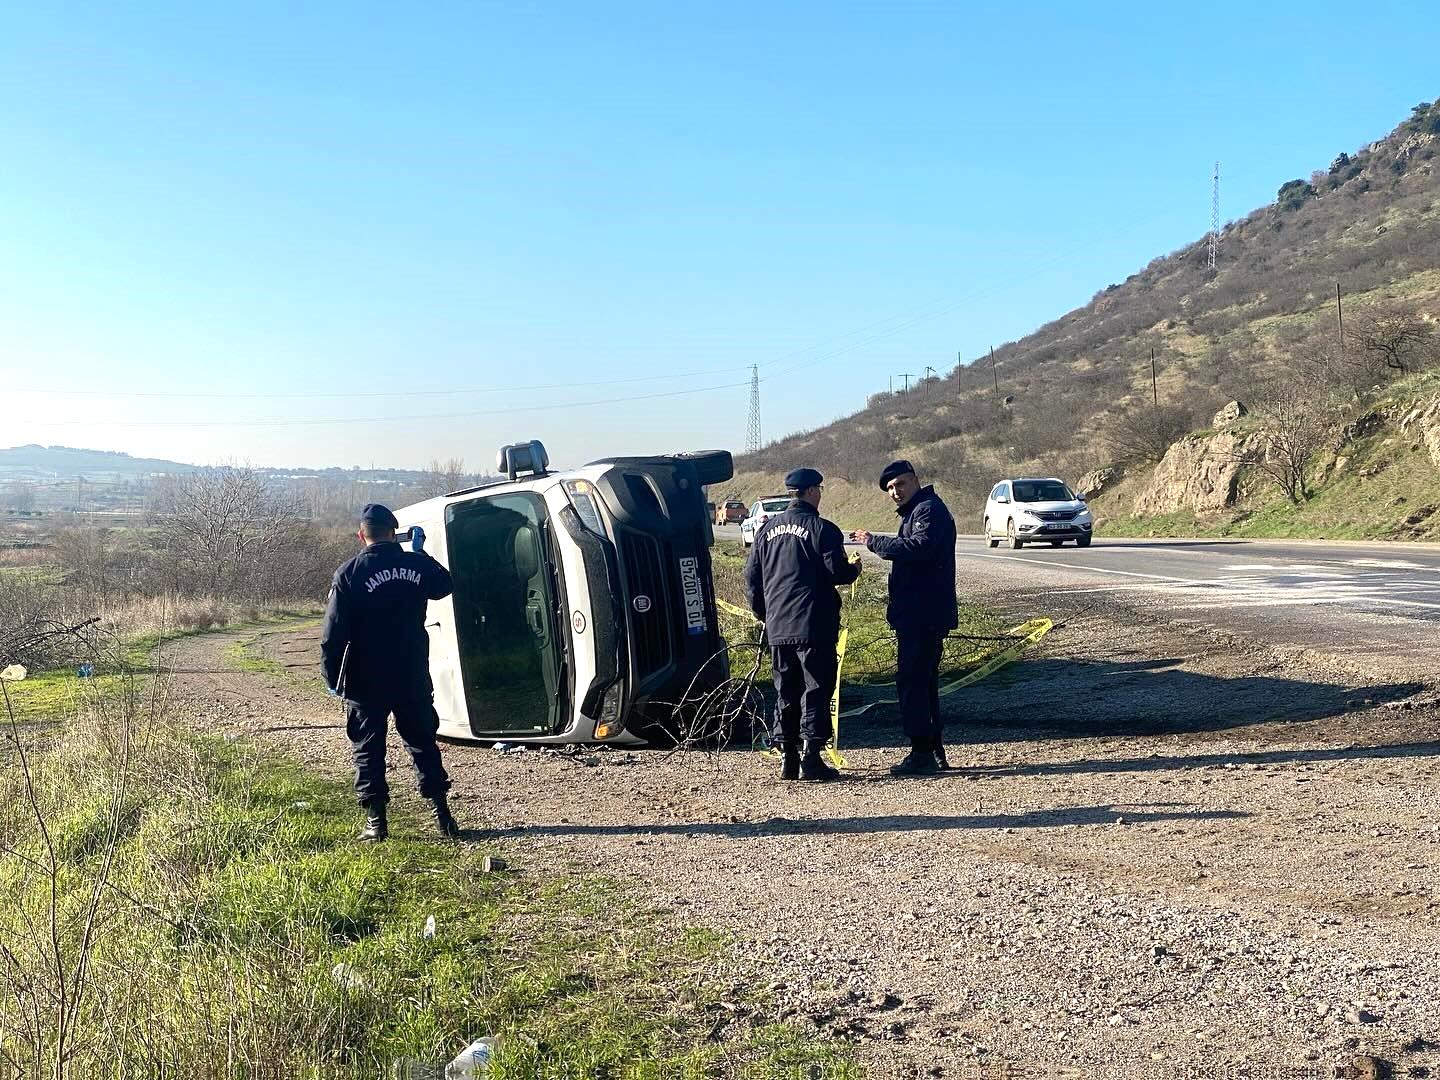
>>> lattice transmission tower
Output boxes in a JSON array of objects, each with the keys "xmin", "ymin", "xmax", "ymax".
[
  {"xmin": 1207, "ymin": 161, "xmax": 1221, "ymax": 272},
  {"xmin": 745, "ymin": 363, "xmax": 762, "ymax": 454}
]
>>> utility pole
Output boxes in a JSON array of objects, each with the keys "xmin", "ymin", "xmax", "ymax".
[
  {"xmin": 897, "ymin": 372, "xmax": 916, "ymax": 392},
  {"xmin": 1208, "ymin": 161, "xmax": 1221, "ymax": 272},
  {"xmin": 1150, "ymin": 348, "xmax": 1158, "ymax": 406},
  {"xmin": 956, "ymin": 350, "xmax": 962, "ymax": 396},
  {"xmin": 989, "ymin": 346, "xmax": 999, "ymax": 394},
  {"xmin": 924, "ymin": 366, "xmax": 937, "ymax": 382},
  {"xmin": 745, "ymin": 364, "xmax": 762, "ymax": 454},
  {"xmin": 1335, "ymin": 282, "xmax": 1344, "ymax": 356}
]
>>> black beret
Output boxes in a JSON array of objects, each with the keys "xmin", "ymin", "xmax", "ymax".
[
  {"xmin": 783, "ymin": 467, "xmax": 823, "ymax": 490},
  {"xmin": 878, "ymin": 460, "xmax": 916, "ymax": 490},
  {"xmin": 359, "ymin": 503, "xmax": 399, "ymax": 530}
]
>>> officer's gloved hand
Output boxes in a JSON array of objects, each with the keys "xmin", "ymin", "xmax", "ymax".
[{"xmin": 410, "ymin": 525, "xmax": 426, "ymax": 552}]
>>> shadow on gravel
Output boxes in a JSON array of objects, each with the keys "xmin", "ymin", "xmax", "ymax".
[
  {"xmin": 972, "ymin": 740, "xmax": 1440, "ymax": 779},
  {"xmin": 835, "ymin": 658, "xmax": 1425, "ymax": 749},
  {"xmin": 492, "ymin": 804, "xmax": 1248, "ymax": 840}
]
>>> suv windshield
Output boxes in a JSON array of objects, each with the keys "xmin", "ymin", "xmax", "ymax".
[
  {"xmin": 1012, "ymin": 480, "xmax": 1074, "ymax": 503},
  {"xmin": 761, "ymin": 499, "xmax": 790, "ymax": 512}
]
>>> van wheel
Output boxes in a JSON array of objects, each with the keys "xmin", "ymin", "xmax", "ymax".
[
  {"xmin": 1007, "ymin": 520, "xmax": 1024, "ymax": 550},
  {"xmin": 984, "ymin": 519, "xmax": 999, "ymax": 548}
]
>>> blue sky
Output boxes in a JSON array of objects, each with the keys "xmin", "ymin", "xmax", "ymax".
[{"xmin": 1, "ymin": 2, "xmax": 1436, "ymax": 470}]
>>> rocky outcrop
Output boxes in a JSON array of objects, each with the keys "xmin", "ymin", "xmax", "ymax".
[
  {"xmin": 1132, "ymin": 431, "xmax": 1261, "ymax": 516},
  {"xmin": 1395, "ymin": 393, "xmax": 1440, "ymax": 469},
  {"xmin": 1212, "ymin": 400, "xmax": 1247, "ymax": 428},
  {"xmin": 1077, "ymin": 467, "xmax": 1118, "ymax": 498}
]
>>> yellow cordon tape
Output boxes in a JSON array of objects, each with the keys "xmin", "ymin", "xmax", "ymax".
[
  {"xmin": 837, "ymin": 617, "xmax": 1053, "ymax": 718},
  {"xmin": 716, "ymin": 589, "xmax": 1052, "ymax": 764}
]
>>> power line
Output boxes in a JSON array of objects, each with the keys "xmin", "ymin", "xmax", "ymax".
[
  {"xmin": 11, "ymin": 365, "xmax": 753, "ymax": 400},
  {"xmin": 23, "ymin": 378, "xmax": 753, "ymax": 429}
]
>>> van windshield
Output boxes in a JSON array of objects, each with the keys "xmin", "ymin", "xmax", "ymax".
[{"xmin": 1012, "ymin": 481, "xmax": 1074, "ymax": 503}]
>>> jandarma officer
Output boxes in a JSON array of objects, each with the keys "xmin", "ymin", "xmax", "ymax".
[
  {"xmin": 744, "ymin": 468, "xmax": 861, "ymax": 782},
  {"xmin": 321, "ymin": 503, "xmax": 460, "ymax": 841},
  {"xmin": 853, "ymin": 460, "xmax": 958, "ymax": 776}
]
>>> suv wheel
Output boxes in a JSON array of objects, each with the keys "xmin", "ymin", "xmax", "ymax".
[
  {"xmin": 984, "ymin": 519, "xmax": 999, "ymax": 548},
  {"xmin": 1007, "ymin": 520, "xmax": 1024, "ymax": 550},
  {"xmin": 1076, "ymin": 534, "xmax": 1093, "ymax": 548}
]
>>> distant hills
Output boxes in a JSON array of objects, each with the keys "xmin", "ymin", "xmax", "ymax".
[{"xmin": 0, "ymin": 444, "xmax": 440, "ymax": 486}]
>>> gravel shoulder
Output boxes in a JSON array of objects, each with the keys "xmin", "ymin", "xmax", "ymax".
[{"xmin": 164, "ymin": 582, "xmax": 1440, "ymax": 1074}]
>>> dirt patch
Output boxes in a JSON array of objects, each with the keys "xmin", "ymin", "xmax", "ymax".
[{"xmin": 162, "ymin": 591, "xmax": 1440, "ymax": 1073}]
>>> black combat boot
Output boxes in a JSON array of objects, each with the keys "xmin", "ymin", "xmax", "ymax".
[
  {"xmin": 799, "ymin": 740, "xmax": 840, "ymax": 782},
  {"xmin": 431, "ymin": 794, "xmax": 460, "ymax": 839},
  {"xmin": 358, "ymin": 800, "xmax": 389, "ymax": 843},
  {"xmin": 933, "ymin": 737, "xmax": 951, "ymax": 771},
  {"xmin": 890, "ymin": 740, "xmax": 940, "ymax": 777},
  {"xmin": 780, "ymin": 741, "xmax": 801, "ymax": 781}
]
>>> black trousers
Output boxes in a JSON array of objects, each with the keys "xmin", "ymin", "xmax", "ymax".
[
  {"xmin": 345, "ymin": 697, "xmax": 451, "ymax": 808},
  {"xmin": 771, "ymin": 643, "xmax": 839, "ymax": 746},
  {"xmin": 896, "ymin": 629, "xmax": 946, "ymax": 745}
]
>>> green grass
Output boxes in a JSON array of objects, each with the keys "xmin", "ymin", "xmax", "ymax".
[
  {"xmin": 0, "ymin": 615, "xmax": 851, "ymax": 1076},
  {"xmin": 224, "ymin": 637, "xmax": 287, "ymax": 676}
]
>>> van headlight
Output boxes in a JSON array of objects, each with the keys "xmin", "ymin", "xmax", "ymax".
[
  {"xmin": 593, "ymin": 681, "xmax": 625, "ymax": 740},
  {"xmin": 564, "ymin": 480, "xmax": 608, "ymax": 536}
]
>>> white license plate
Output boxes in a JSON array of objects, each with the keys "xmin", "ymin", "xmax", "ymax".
[{"xmin": 678, "ymin": 556, "xmax": 707, "ymax": 636}]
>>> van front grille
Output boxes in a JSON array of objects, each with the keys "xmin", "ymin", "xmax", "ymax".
[{"xmin": 619, "ymin": 532, "xmax": 671, "ymax": 679}]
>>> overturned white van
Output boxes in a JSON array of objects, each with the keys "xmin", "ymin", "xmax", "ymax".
[{"xmin": 392, "ymin": 441, "xmax": 733, "ymax": 745}]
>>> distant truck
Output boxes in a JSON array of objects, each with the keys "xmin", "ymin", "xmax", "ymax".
[
  {"xmin": 714, "ymin": 499, "xmax": 747, "ymax": 525},
  {"xmin": 392, "ymin": 440, "xmax": 733, "ymax": 746}
]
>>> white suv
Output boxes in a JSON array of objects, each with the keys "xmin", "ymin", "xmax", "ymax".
[
  {"xmin": 983, "ymin": 477, "xmax": 1094, "ymax": 549},
  {"xmin": 740, "ymin": 495, "xmax": 792, "ymax": 547}
]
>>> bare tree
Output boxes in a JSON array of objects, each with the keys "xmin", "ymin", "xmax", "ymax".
[
  {"xmin": 420, "ymin": 457, "xmax": 469, "ymax": 499},
  {"xmin": 1347, "ymin": 303, "xmax": 1438, "ymax": 377},
  {"xmin": 147, "ymin": 468, "xmax": 307, "ymax": 599},
  {"xmin": 1249, "ymin": 382, "xmax": 1337, "ymax": 504},
  {"xmin": 1102, "ymin": 403, "xmax": 1194, "ymax": 466},
  {"xmin": 3, "ymin": 483, "xmax": 36, "ymax": 514}
]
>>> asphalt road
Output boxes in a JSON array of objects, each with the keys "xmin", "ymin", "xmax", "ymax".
[
  {"xmin": 720, "ymin": 524, "xmax": 1440, "ymax": 679},
  {"xmin": 958, "ymin": 535, "xmax": 1440, "ymax": 679}
]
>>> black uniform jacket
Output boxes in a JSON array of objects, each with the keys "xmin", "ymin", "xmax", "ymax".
[
  {"xmin": 744, "ymin": 500, "xmax": 860, "ymax": 647},
  {"xmin": 321, "ymin": 540, "xmax": 454, "ymax": 702},
  {"xmin": 865, "ymin": 485, "xmax": 958, "ymax": 633}
]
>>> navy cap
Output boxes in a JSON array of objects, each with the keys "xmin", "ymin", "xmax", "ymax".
[
  {"xmin": 784, "ymin": 467, "xmax": 823, "ymax": 490},
  {"xmin": 878, "ymin": 460, "xmax": 916, "ymax": 490},
  {"xmin": 359, "ymin": 503, "xmax": 399, "ymax": 531}
]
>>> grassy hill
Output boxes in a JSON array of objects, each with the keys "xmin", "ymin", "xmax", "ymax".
[{"xmin": 726, "ymin": 98, "xmax": 1440, "ymax": 537}]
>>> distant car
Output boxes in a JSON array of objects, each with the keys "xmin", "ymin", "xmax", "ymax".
[
  {"xmin": 715, "ymin": 499, "xmax": 747, "ymax": 525},
  {"xmin": 740, "ymin": 495, "xmax": 792, "ymax": 547},
  {"xmin": 983, "ymin": 477, "xmax": 1094, "ymax": 549}
]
